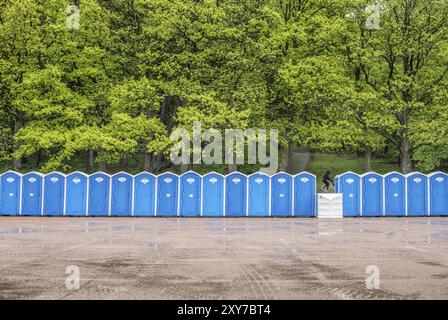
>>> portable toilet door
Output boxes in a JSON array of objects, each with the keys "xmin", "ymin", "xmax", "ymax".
[
  {"xmin": 294, "ymin": 172, "xmax": 316, "ymax": 217},
  {"xmin": 133, "ymin": 172, "xmax": 156, "ymax": 216},
  {"xmin": 339, "ymin": 172, "xmax": 361, "ymax": 217},
  {"xmin": 65, "ymin": 172, "xmax": 88, "ymax": 216},
  {"xmin": 21, "ymin": 172, "xmax": 43, "ymax": 216},
  {"xmin": 225, "ymin": 172, "xmax": 247, "ymax": 217},
  {"xmin": 407, "ymin": 172, "xmax": 428, "ymax": 216},
  {"xmin": 202, "ymin": 172, "xmax": 224, "ymax": 217},
  {"xmin": 111, "ymin": 172, "xmax": 133, "ymax": 216},
  {"xmin": 429, "ymin": 172, "xmax": 448, "ymax": 216},
  {"xmin": 43, "ymin": 172, "xmax": 65, "ymax": 216},
  {"xmin": 271, "ymin": 172, "xmax": 293, "ymax": 217},
  {"xmin": 0, "ymin": 171, "xmax": 22, "ymax": 216},
  {"xmin": 88, "ymin": 172, "xmax": 111, "ymax": 216},
  {"xmin": 362, "ymin": 172, "xmax": 383, "ymax": 216},
  {"xmin": 248, "ymin": 172, "xmax": 269, "ymax": 216},
  {"xmin": 384, "ymin": 172, "xmax": 405, "ymax": 216},
  {"xmin": 156, "ymin": 172, "xmax": 179, "ymax": 216},
  {"xmin": 179, "ymin": 172, "xmax": 201, "ymax": 217}
]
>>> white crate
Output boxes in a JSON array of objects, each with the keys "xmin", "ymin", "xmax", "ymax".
[{"xmin": 317, "ymin": 193, "xmax": 343, "ymax": 219}]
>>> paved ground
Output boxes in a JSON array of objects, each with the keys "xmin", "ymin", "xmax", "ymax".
[{"xmin": 0, "ymin": 217, "xmax": 448, "ymax": 300}]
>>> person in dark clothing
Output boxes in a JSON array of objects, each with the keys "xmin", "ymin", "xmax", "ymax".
[{"xmin": 322, "ymin": 171, "xmax": 334, "ymax": 191}]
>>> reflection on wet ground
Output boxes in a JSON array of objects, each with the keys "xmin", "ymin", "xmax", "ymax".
[{"xmin": 0, "ymin": 217, "xmax": 447, "ymax": 299}]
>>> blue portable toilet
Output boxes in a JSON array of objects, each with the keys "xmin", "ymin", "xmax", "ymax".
[
  {"xmin": 248, "ymin": 172, "xmax": 269, "ymax": 216},
  {"xmin": 0, "ymin": 171, "xmax": 22, "ymax": 215},
  {"xmin": 334, "ymin": 175, "xmax": 340, "ymax": 193},
  {"xmin": 225, "ymin": 172, "xmax": 247, "ymax": 217},
  {"xmin": 156, "ymin": 172, "xmax": 179, "ymax": 216},
  {"xmin": 384, "ymin": 172, "xmax": 405, "ymax": 216},
  {"xmin": 21, "ymin": 172, "xmax": 43, "ymax": 216},
  {"xmin": 111, "ymin": 172, "xmax": 133, "ymax": 216},
  {"xmin": 294, "ymin": 172, "xmax": 316, "ymax": 217},
  {"xmin": 407, "ymin": 172, "xmax": 428, "ymax": 216},
  {"xmin": 362, "ymin": 172, "xmax": 383, "ymax": 216},
  {"xmin": 429, "ymin": 172, "xmax": 448, "ymax": 216},
  {"xmin": 339, "ymin": 172, "xmax": 361, "ymax": 217},
  {"xmin": 179, "ymin": 172, "xmax": 201, "ymax": 217},
  {"xmin": 88, "ymin": 172, "xmax": 110, "ymax": 216},
  {"xmin": 271, "ymin": 172, "xmax": 293, "ymax": 217},
  {"xmin": 66, "ymin": 172, "xmax": 88, "ymax": 216},
  {"xmin": 43, "ymin": 172, "xmax": 65, "ymax": 216},
  {"xmin": 133, "ymin": 172, "xmax": 156, "ymax": 216},
  {"xmin": 202, "ymin": 172, "xmax": 224, "ymax": 217}
]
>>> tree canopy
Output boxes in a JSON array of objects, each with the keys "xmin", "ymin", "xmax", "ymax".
[{"xmin": 1, "ymin": 0, "xmax": 448, "ymax": 174}]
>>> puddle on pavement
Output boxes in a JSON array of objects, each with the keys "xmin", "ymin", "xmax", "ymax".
[
  {"xmin": 431, "ymin": 231, "xmax": 448, "ymax": 239},
  {"xmin": 143, "ymin": 242, "xmax": 159, "ymax": 249}
]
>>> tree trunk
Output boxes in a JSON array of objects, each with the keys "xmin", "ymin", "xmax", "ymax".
[
  {"xmin": 399, "ymin": 136, "xmax": 412, "ymax": 174},
  {"xmin": 97, "ymin": 148, "xmax": 107, "ymax": 172},
  {"xmin": 179, "ymin": 163, "xmax": 188, "ymax": 174},
  {"xmin": 87, "ymin": 149, "xmax": 95, "ymax": 173},
  {"xmin": 143, "ymin": 106, "xmax": 154, "ymax": 172},
  {"xmin": 12, "ymin": 157, "xmax": 22, "ymax": 171},
  {"xmin": 144, "ymin": 152, "xmax": 152, "ymax": 172},
  {"xmin": 151, "ymin": 152, "xmax": 163, "ymax": 173},
  {"xmin": 228, "ymin": 163, "xmax": 237, "ymax": 173},
  {"xmin": 12, "ymin": 116, "xmax": 23, "ymax": 170},
  {"xmin": 122, "ymin": 158, "xmax": 128, "ymax": 171},
  {"xmin": 99, "ymin": 162, "xmax": 106, "ymax": 172},
  {"xmin": 35, "ymin": 150, "xmax": 42, "ymax": 168},
  {"xmin": 280, "ymin": 143, "xmax": 290, "ymax": 172},
  {"xmin": 227, "ymin": 148, "xmax": 237, "ymax": 173},
  {"xmin": 364, "ymin": 147, "xmax": 372, "ymax": 172}
]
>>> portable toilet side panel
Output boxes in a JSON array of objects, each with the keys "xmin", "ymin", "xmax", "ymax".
[
  {"xmin": 21, "ymin": 173, "xmax": 42, "ymax": 216},
  {"xmin": 66, "ymin": 172, "xmax": 88, "ymax": 216},
  {"xmin": 180, "ymin": 172, "xmax": 201, "ymax": 217},
  {"xmin": 202, "ymin": 173, "xmax": 224, "ymax": 217},
  {"xmin": 111, "ymin": 172, "xmax": 133, "ymax": 216},
  {"xmin": 157, "ymin": 173, "xmax": 178, "ymax": 216},
  {"xmin": 88, "ymin": 172, "xmax": 110, "ymax": 216},
  {"xmin": 248, "ymin": 173, "xmax": 269, "ymax": 216},
  {"xmin": 294, "ymin": 172, "xmax": 316, "ymax": 217},
  {"xmin": 271, "ymin": 173, "xmax": 293, "ymax": 217},
  {"xmin": 362, "ymin": 173, "xmax": 383, "ymax": 217},
  {"xmin": 0, "ymin": 172, "xmax": 21, "ymax": 216},
  {"xmin": 340, "ymin": 172, "xmax": 360, "ymax": 217},
  {"xmin": 430, "ymin": 172, "xmax": 448, "ymax": 216},
  {"xmin": 384, "ymin": 173, "xmax": 405, "ymax": 216},
  {"xmin": 133, "ymin": 173, "xmax": 155, "ymax": 216},
  {"xmin": 225, "ymin": 173, "xmax": 247, "ymax": 217},
  {"xmin": 407, "ymin": 173, "xmax": 428, "ymax": 216},
  {"xmin": 43, "ymin": 172, "xmax": 65, "ymax": 216}
]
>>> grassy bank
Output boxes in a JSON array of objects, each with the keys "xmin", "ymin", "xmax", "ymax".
[{"xmin": 306, "ymin": 153, "xmax": 400, "ymax": 186}]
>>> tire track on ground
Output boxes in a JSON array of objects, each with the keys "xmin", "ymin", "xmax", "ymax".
[
  {"xmin": 278, "ymin": 239, "xmax": 415, "ymax": 299},
  {"xmin": 225, "ymin": 249, "xmax": 279, "ymax": 300}
]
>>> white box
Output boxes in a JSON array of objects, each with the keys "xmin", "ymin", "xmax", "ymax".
[{"xmin": 317, "ymin": 193, "xmax": 343, "ymax": 219}]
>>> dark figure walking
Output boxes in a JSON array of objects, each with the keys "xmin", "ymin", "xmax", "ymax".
[{"xmin": 322, "ymin": 171, "xmax": 334, "ymax": 192}]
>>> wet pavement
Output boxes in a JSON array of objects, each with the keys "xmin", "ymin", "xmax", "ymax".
[{"xmin": 0, "ymin": 217, "xmax": 447, "ymax": 299}]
